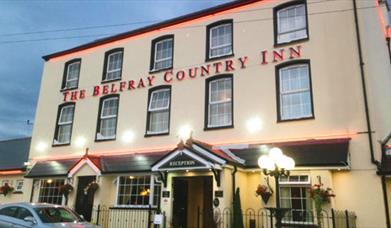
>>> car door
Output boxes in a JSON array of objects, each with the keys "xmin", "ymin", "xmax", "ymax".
[
  {"xmin": 0, "ymin": 206, "xmax": 18, "ymax": 228},
  {"xmin": 12, "ymin": 207, "xmax": 35, "ymax": 228}
]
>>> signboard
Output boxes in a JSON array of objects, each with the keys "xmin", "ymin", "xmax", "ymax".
[
  {"xmin": 160, "ymin": 152, "xmax": 205, "ymax": 169},
  {"xmin": 154, "ymin": 214, "xmax": 164, "ymax": 225},
  {"xmin": 162, "ymin": 191, "xmax": 170, "ymax": 198},
  {"xmin": 215, "ymin": 190, "xmax": 223, "ymax": 198}
]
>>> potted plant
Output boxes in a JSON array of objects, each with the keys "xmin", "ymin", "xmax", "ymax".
[
  {"xmin": 309, "ymin": 183, "xmax": 335, "ymax": 225},
  {"xmin": 255, "ymin": 184, "xmax": 273, "ymax": 204},
  {"xmin": 0, "ymin": 183, "xmax": 14, "ymax": 196},
  {"xmin": 58, "ymin": 183, "xmax": 74, "ymax": 199},
  {"xmin": 84, "ymin": 181, "xmax": 99, "ymax": 195}
]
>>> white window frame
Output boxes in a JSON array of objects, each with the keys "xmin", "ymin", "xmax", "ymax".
[
  {"xmin": 276, "ymin": 4, "xmax": 307, "ymax": 44},
  {"xmin": 279, "ymin": 175, "xmax": 313, "ymax": 224},
  {"xmin": 208, "ymin": 78, "xmax": 232, "ymax": 128},
  {"xmin": 14, "ymin": 180, "xmax": 24, "ymax": 192},
  {"xmin": 147, "ymin": 88, "xmax": 170, "ymax": 135},
  {"xmin": 153, "ymin": 38, "xmax": 173, "ymax": 71},
  {"xmin": 97, "ymin": 97, "xmax": 118, "ymax": 140},
  {"xmin": 53, "ymin": 104, "xmax": 74, "ymax": 145},
  {"xmin": 279, "ymin": 63, "xmax": 312, "ymax": 121},
  {"xmin": 64, "ymin": 61, "xmax": 80, "ymax": 89},
  {"xmin": 115, "ymin": 175, "xmax": 161, "ymax": 208},
  {"xmin": 104, "ymin": 51, "xmax": 123, "ymax": 81},
  {"xmin": 38, "ymin": 179, "xmax": 65, "ymax": 206},
  {"xmin": 209, "ymin": 23, "xmax": 233, "ymax": 59}
]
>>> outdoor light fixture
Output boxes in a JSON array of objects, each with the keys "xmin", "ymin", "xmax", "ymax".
[
  {"xmin": 121, "ymin": 130, "xmax": 135, "ymax": 143},
  {"xmin": 258, "ymin": 147, "xmax": 295, "ymax": 228},
  {"xmin": 246, "ymin": 117, "xmax": 263, "ymax": 133},
  {"xmin": 35, "ymin": 141, "xmax": 48, "ymax": 152},
  {"xmin": 178, "ymin": 125, "xmax": 192, "ymax": 140},
  {"xmin": 75, "ymin": 136, "xmax": 87, "ymax": 148},
  {"xmin": 46, "ymin": 179, "xmax": 53, "ymax": 184}
]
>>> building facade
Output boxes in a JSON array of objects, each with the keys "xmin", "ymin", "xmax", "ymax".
[{"xmin": 23, "ymin": 0, "xmax": 391, "ymax": 227}]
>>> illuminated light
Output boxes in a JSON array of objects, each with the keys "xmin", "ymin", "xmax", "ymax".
[
  {"xmin": 48, "ymin": 0, "xmax": 274, "ymax": 62},
  {"xmin": 258, "ymin": 155, "xmax": 274, "ymax": 170},
  {"xmin": 122, "ymin": 130, "xmax": 135, "ymax": 143},
  {"xmin": 47, "ymin": 179, "xmax": 53, "ymax": 184},
  {"xmin": 374, "ymin": 0, "xmax": 388, "ymax": 37},
  {"xmin": 75, "ymin": 137, "xmax": 87, "ymax": 148},
  {"xmin": 269, "ymin": 147, "xmax": 283, "ymax": 161},
  {"xmin": 246, "ymin": 117, "xmax": 263, "ymax": 133},
  {"xmin": 186, "ymin": 169, "xmax": 189, "ymax": 173},
  {"xmin": 135, "ymin": 155, "xmax": 146, "ymax": 161},
  {"xmin": 140, "ymin": 188, "xmax": 150, "ymax": 196},
  {"xmin": 129, "ymin": 176, "xmax": 135, "ymax": 179},
  {"xmin": 23, "ymin": 161, "xmax": 31, "ymax": 166},
  {"xmin": 285, "ymin": 156, "xmax": 295, "ymax": 170},
  {"xmin": 0, "ymin": 170, "xmax": 24, "ymax": 175},
  {"xmin": 35, "ymin": 141, "xmax": 48, "ymax": 152},
  {"xmin": 178, "ymin": 125, "xmax": 192, "ymax": 140},
  {"xmin": 259, "ymin": 145, "xmax": 269, "ymax": 153}
]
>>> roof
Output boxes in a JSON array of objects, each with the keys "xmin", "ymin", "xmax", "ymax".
[
  {"xmin": 0, "ymin": 137, "xmax": 31, "ymax": 171},
  {"xmin": 43, "ymin": 0, "xmax": 262, "ymax": 61},
  {"xmin": 25, "ymin": 158, "xmax": 79, "ymax": 178},
  {"xmin": 230, "ymin": 138, "xmax": 351, "ymax": 168}
]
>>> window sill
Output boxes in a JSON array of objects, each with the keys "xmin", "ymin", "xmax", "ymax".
[
  {"xmin": 144, "ymin": 132, "xmax": 169, "ymax": 137},
  {"xmin": 110, "ymin": 205, "xmax": 158, "ymax": 210},
  {"xmin": 149, "ymin": 66, "xmax": 173, "ymax": 74},
  {"xmin": 277, "ymin": 116, "xmax": 314, "ymax": 123},
  {"xmin": 95, "ymin": 136, "xmax": 116, "ymax": 142},
  {"xmin": 205, "ymin": 53, "xmax": 235, "ymax": 63},
  {"xmin": 274, "ymin": 37, "xmax": 309, "ymax": 48},
  {"xmin": 204, "ymin": 125, "xmax": 234, "ymax": 131},
  {"xmin": 101, "ymin": 78, "xmax": 122, "ymax": 84},
  {"xmin": 60, "ymin": 87, "xmax": 78, "ymax": 92},
  {"xmin": 52, "ymin": 142, "xmax": 71, "ymax": 147}
]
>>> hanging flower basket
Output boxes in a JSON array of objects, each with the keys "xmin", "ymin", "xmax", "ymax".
[
  {"xmin": 58, "ymin": 184, "xmax": 74, "ymax": 199},
  {"xmin": 255, "ymin": 184, "xmax": 273, "ymax": 204},
  {"xmin": 0, "ymin": 183, "xmax": 14, "ymax": 196},
  {"xmin": 84, "ymin": 181, "xmax": 99, "ymax": 195},
  {"xmin": 309, "ymin": 183, "xmax": 336, "ymax": 226}
]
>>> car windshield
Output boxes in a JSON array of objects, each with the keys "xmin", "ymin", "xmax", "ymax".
[{"xmin": 34, "ymin": 207, "xmax": 82, "ymax": 223}]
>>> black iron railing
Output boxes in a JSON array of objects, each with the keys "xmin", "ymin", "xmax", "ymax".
[{"xmin": 197, "ymin": 208, "xmax": 357, "ymax": 228}]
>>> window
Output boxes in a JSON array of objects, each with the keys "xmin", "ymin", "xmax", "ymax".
[
  {"xmin": 206, "ymin": 75, "xmax": 233, "ymax": 129},
  {"xmin": 15, "ymin": 207, "xmax": 33, "ymax": 220},
  {"xmin": 96, "ymin": 95, "xmax": 119, "ymax": 140},
  {"xmin": 279, "ymin": 175, "xmax": 312, "ymax": 223},
  {"xmin": 276, "ymin": 61, "xmax": 313, "ymax": 121},
  {"xmin": 53, "ymin": 103, "xmax": 75, "ymax": 145},
  {"xmin": 0, "ymin": 207, "xmax": 18, "ymax": 218},
  {"xmin": 116, "ymin": 176, "xmax": 161, "ymax": 207},
  {"xmin": 102, "ymin": 48, "xmax": 124, "ymax": 82},
  {"xmin": 206, "ymin": 20, "xmax": 233, "ymax": 60},
  {"xmin": 61, "ymin": 59, "xmax": 81, "ymax": 90},
  {"xmin": 274, "ymin": 1, "xmax": 308, "ymax": 44},
  {"xmin": 151, "ymin": 35, "xmax": 174, "ymax": 71},
  {"xmin": 38, "ymin": 179, "xmax": 65, "ymax": 205},
  {"xmin": 146, "ymin": 86, "xmax": 171, "ymax": 135},
  {"xmin": 14, "ymin": 180, "xmax": 24, "ymax": 192}
]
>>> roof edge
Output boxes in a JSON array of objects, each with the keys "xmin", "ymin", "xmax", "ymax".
[{"xmin": 42, "ymin": 0, "xmax": 262, "ymax": 61}]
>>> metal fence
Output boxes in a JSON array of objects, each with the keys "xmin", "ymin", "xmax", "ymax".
[
  {"xmin": 198, "ymin": 208, "xmax": 357, "ymax": 228},
  {"xmin": 91, "ymin": 205, "xmax": 159, "ymax": 228}
]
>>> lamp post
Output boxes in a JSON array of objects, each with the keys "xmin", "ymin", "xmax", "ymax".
[{"xmin": 258, "ymin": 147, "xmax": 295, "ymax": 228}]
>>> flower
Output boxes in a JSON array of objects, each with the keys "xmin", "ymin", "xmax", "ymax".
[
  {"xmin": 0, "ymin": 183, "xmax": 14, "ymax": 196},
  {"xmin": 255, "ymin": 184, "xmax": 272, "ymax": 196},
  {"xmin": 58, "ymin": 184, "xmax": 74, "ymax": 198},
  {"xmin": 309, "ymin": 183, "xmax": 335, "ymax": 203}
]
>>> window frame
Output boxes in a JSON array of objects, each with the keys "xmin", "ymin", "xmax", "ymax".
[
  {"xmin": 53, "ymin": 102, "xmax": 76, "ymax": 146},
  {"xmin": 14, "ymin": 180, "xmax": 24, "ymax": 193},
  {"xmin": 273, "ymin": 0, "xmax": 309, "ymax": 46},
  {"xmin": 102, "ymin": 48, "xmax": 124, "ymax": 83},
  {"xmin": 96, "ymin": 95, "xmax": 120, "ymax": 141},
  {"xmin": 150, "ymin": 35, "xmax": 174, "ymax": 73},
  {"xmin": 38, "ymin": 179, "xmax": 65, "ymax": 205},
  {"xmin": 61, "ymin": 58, "xmax": 81, "ymax": 91},
  {"xmin": 204, "ymin": 74, "xmax": 234, "ymax": 130},
  {"xmin": 279, "ymin": 175, "xmax": 313, "ymax": 224},
  {"xmin": 275, "ymin": 60, "xmax": 314, "ymax": 122},
  {"xmin": 145, "ymin": 85, "xmax": 171, "ymax": 137},
  {"xmin": 206, "ymin": 19, "xmax": 234, "ymax": 61},
  {"xmin": 115, "ymin": 175, "xmax": 161, "ymax": 208}
]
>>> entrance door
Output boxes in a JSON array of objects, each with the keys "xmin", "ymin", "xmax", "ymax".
[
  {"xmin": 173, "ymin": 178, "xmax": 188, "ymax": 228},
  {"xmin": 172, "ymin": 176, "xmax": 213, "ymax": 228},
  {"xmin": 75, "ymin": 176, "xmax": 95, "ymax": 221}
]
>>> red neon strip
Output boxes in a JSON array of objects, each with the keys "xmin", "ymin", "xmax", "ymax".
[
  {"xmin": 31, "ymin": 132, "xmax": 357, "ymax": 161},
  {"xmin": 0, "ymin": 170, "xmax": 24, "ymax": 175},
  {"xmin": 374, "ymin": 0, "xmax": 387, "ymax": 37}
]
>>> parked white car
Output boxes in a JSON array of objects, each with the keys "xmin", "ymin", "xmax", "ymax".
[{"xmin": 0, "ymin": 203, "xmax": 101, "ymax": 228}]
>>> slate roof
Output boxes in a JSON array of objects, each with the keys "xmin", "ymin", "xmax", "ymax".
[
  {"xmin": 25, "ymin": 158, "xmax": 79, "ymax": 178},
  {"xmin": 0, "ymin": 137, "xmax": 31, "ymax": 171},
  {"xmin": 230, "ymin": 138, "xmax": 350, "ymax": 168}
]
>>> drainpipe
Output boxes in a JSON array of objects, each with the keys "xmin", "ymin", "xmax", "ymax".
[
  {"xmin": 387, "ymin": 37, "xmax": 391, "ymax": 64},
  {"xmin": 352, "ymin": 1, "xmax": 389, "ymax": 227},
  {"xmin": 380, "ymin": 133, "xmax": 391, "ymax": 228},
  {"xmin": 231, "ymin": 166, "xmax": 237, "ymax": 203},
  {"xmin": 352, "ymin": 0, "xmax": 380, "ymax": 168}
]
